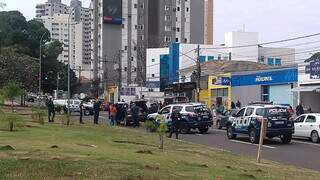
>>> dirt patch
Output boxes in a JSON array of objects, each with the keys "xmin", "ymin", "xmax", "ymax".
[
  {"xmin": 239, "ymin": 174, "xmax": 256, "ymax": 179},
  {"xmin": 0, "ymin": 145, "xmax": 15, "ymax": 151},
  {"xmin": 145, "ymin": 165, "xmax": 160, "ymax": 171},
  {"xmin": 113, "ymin": 140, "xmax": 157, "ymax": 148},
  {"xmin": 136, "ymin": 150, "xmax": 153, "ymax": 155},
  {"xmin": 50, "ymin": 145, "xmax": 59, "ymax": 149}
]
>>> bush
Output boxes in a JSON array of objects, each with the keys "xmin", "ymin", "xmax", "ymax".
[
  {"xmin": 0, "ymin": 113, "xmax": 24, "ymax": 131},
  {"xmin": 31, "ymin": 107, "xmax": 46, "ymax": 124},
  {"xmin": 143, "ymin": 120, "xmax": 159, "ymax": 133}
]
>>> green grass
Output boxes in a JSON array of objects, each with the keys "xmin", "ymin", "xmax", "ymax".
[{"xmin": 0, "ymin": 113, "xmax": 319, "ymax": 179}]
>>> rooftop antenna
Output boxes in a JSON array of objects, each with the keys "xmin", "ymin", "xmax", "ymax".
[{"xmin": 243, "ymin": 24, "xmax": 246, "ymax": 32}]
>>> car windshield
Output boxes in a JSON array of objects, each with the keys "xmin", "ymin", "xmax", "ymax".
[{"xmin": 186, "ymin": 105, "xmax": 209, "ymax": 113}]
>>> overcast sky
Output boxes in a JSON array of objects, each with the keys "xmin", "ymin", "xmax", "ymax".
[{"xmin": 2, "ymin": 0, "xmax": 320, "ymax": 45}]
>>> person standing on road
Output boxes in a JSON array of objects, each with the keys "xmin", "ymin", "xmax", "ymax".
[
  {"xmin": 93, "ymin": 99, "xmax": 100, "ymax": 124},
  {"xmin": 79, "ymin": 101, "xmax": 84, "ymax": 124},
  {"xmin": 131, "ymin": 103, "xmax": 140, "ymax": 127},
  {"xmin": 231, "ymin": 101, "xmax": 236, "ymax": 109},
  {"xmin": 236, "ymin": 100, "xmax": 241, "ymax": 109},
  {"xmin": 109, "ymin": 104, "xmax": 117, "ymax": 126},
  {"xmin": 296, "ymin": 103, "xmax": 304, "ymax": 116},
  {"xmin": 46, "ymin": 97, "xmax": 55, "ymax": 123},
  {"xmin": 168, "ymin": 110, "xmax": 181, "ymax": 139}
]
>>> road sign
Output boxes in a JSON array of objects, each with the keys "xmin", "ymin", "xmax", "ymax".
[{"xmin": 310, "ymin": 59, "xmax": 320, "ymax": 79}]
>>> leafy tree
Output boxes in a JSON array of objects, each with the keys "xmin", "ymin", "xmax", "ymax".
[
  {"xmin": 305, "ymin": 52, "xmax": 320, "ymax": 62},
  {"xmin": 1, "ymin": 82, "xmax": 23, "ymax": 112},
  {"xmin": 0, "ymin": 48, "xmax": 39, "ymax": 91}
]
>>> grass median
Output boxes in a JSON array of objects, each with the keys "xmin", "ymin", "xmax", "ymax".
[{"xmin": 0, "ymin": 115, "xmax": 319, "ymax": 179}]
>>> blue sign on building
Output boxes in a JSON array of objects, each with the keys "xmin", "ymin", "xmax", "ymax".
[
  {"xmin": 146, "ymin": 81, "xmax": 161, "ymax": 88},
  {"xmin": 310, "ymin": 59, "xmax": 320, "ymax": 79},
  {"xmin": 231, "ymin": 68, "xmax": 298, "ymax": 87}
]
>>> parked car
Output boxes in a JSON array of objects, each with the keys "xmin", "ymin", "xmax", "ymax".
[
  {"xmin": 226, "ymin": 105, "xmax": 294, "ymax": 144},
  {"xmin": 215, "ymin": 109, "xmax": 238, "ymax": 129},
  {"xmin": 293, "ymin": 113, "xmax": 320, "ymax": 143},
  {"xmin": 82, "ymin": 100, "xmax": 94, "ymax": 116},
  {"xmin": 53, "ymin": 99, "xmax": 81, "ymax": 114},
  {"xmin": 123, "ymin": 100, "xmax": 148, "ymax": 126},
  {"xmin": 148, "ymin": 103, "xmax": 213, "ymax": 134}
]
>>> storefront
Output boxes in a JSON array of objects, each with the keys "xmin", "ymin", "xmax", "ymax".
[
  {"xmin": 231, "ymin": 67, "xmax": 298, "ymax": 107},
  {"xmin": 292, "ymin": 59, "xmax": 320, "ymax": 112},
  {"xmin": 202, "ymin": 73, "xmax": 232, "ymax": 109}
]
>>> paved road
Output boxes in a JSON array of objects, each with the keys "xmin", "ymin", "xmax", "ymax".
[{"xmin": 180, "ymin": 128, "xmax": 320, "ymax": 171}]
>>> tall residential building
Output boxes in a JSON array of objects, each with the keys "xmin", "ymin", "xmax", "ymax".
[
  {"xmin": 36, "ymin": 0, "xmax": 92, "ymax": 79},
  {"xmin": 36, "ymin": 0, "xmax": 68, "ymax": 18},
  {"xmin": 91, "ymin": 0, "xmax": 213, "ymax": 89}
]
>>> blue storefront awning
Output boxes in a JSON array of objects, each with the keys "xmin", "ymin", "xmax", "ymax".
[{"xmin": 231, "ymin": 68, "xmax": 298, "ymax": 87}]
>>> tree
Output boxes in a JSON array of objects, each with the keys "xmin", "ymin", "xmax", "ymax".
[
  {"xmin": 1, "ymin": 82, "xmax": 23, "ymax": 112},
  {"xmin": 0, "ymin": 48, "xmax": 39, "ymax": 92},
  {"xmin": 305, "ymin": 52, "xmax": 320, "ymax": 62}
]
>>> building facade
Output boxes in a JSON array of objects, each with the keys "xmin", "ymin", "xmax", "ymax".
[
  {"xmin": 36, "ymin": 0, "xmax": 92, "ymax": 79},
  {"xmin": 91, "ymin": 0, "xmax": 213, "ymax": 88},
  {"xmin": 146, "ymin": 32, "xmax": 297, "ymax": 92}
]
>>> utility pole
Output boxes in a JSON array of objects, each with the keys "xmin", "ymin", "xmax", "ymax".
[
  {"xmin": 118, "ymin": 50, "xmax": 122, "ymax": 102},
  {"xmin": 196, "ymin": 44, "xmax": 201, "ymax": 102},
  {"xmin": 39, "ymin": 31, "xmax": 47, "ymax": 110},
  {"xmin": 92, "ymin": 0, "xmax": 99, "ymax": 97},
  {"xmin": 56, "ymin": 72, "xmax": 60, "ymax": 93}
]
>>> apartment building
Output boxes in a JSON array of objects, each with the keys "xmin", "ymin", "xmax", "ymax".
[
  {"xmin": 92, "ymin": 0, "xmax": 213, "ymax": 88},
  {"xmin": 36, "ymin": 0, "xmax": 92, "ymax": 79}
]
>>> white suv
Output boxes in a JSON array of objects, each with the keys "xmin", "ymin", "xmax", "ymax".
[
  {"xmin": 148, "ymin": 103, "xmax": 213, "ymax": 134},
  {"xmin": 227, "ymin": 105, "xmax": 294, "ymax": 144}
]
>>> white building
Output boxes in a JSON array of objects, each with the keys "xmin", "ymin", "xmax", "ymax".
[
  {"xmin": 36, "ymin": 0, "xmax": 68, "ymax": 18},
  {"xmin": 36, "ymin": 0, "xmax": 92, "ymax": 79},
  {"xmin": 146, "ymin": 31, "xmax": 296, "ymax": 91}
]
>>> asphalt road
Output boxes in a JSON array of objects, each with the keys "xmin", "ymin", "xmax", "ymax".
[{"xmin": 180, "ymin": 128, "xmax": 320, "ymax": 172}]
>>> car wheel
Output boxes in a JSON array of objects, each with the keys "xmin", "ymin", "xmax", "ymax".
[
  {"xmin": 216, "ymin": 120, "xmax": 222, "ymax": 129},
  {"xmin": 84, "ymin": 109, "xmax": 90, "ymax": 116},
  {"xmin": 281, "ymin": 134, "xmax": 292, "ymax": 144},
  {"xmin": 311, "ymin": 131, "xmax": 319, "ymax": 143},
  {"xmin": 227, "ymin": 126, "xmax": 236, "ymax": 139},
  {"xmin": 198, "ymin": 127, "xmax": 209, "ymax": 134},
  {"xmin": 249, "ymin": 129, "xmax": 259, "ymax": 144},
  {"xmin": 180, "ymin": 123, "xmax": 190, "ymax": 134}
]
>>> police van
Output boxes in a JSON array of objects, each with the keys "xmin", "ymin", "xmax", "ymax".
[{"xmin": 226, "ymin": 104, "xmax": 294, "ymax": 144}]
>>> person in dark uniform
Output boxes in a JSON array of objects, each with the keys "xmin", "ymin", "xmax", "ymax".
[
  {"xmin": 131, "ymin": 103, "xmax": 140, "ymax": 127},
  {"xmin": 168, "ymin": 110, "xmax": 181, "ymax": 139},
  {"xmin": 46, "ymin": 97, "xmax": 55, "ymax": 123},
  {"xmin": 79, "ymin": 101, "xmax": 84, "ymax": 124},
  {"xmin": 93, "ymin": 99, "xmax": 100, "ymax": 124}
]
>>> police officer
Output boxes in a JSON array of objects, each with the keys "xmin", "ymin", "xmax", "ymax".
[
  {"xmin": 79, "ymin": 101, "xmax": 84, "ymax": 124},
  {"xmin": 168, "ymin": 110, "xmax": 181, "ymax": 139},
  {"xmin": 93, "ymin": 99, "xmax": 100, "ymax": 124},
  {"xmin": 46, "ymin": 97, "xmax": 55, "ymax": 123}
]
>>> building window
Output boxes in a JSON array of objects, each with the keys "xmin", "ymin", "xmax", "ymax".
[
  {"xmin": 176, "ymin": 38, "xmax": 179, "ymax": 42},
  {"xmin": 177, "ymin": 7, "xmax": 180, "ymax": 11},
  {"xmin": 208, "ymin": 56, "xmax": 214, "ymax": 61},
  {"xmin": 267, "ymin": 58, "xmax": 274, "ymax": 66},
  {"xmin": 152, "ymin": 74, "xmax": 155, "ymax": 77},
  {"xmin": 275, "ymin": 58, "xmax": 282, "ymax": 66},
  {"xmin": 199, "ymin": 56, "xmax": 206, "ymax": 64},
  {"xmin": 134, "ymin": 4, "xmax": 137, "ymax": 8},
  {"xmin": 165, "ymin": 25, "xmax": 171, "ymax": 31},
  {"xmin": 139, "ymin": 3, "xmax": 144, "ymax": 9},
  {"xmin": 165, "ymin": 15, "xmax": 171, "ymax": 21},
  {"xmin": 152, "ymin": 59, "xmax": 155, "ymax": 62},
  {"xmin": 186, "ymin": 7, "xmax": 189, "ymax": 12}
]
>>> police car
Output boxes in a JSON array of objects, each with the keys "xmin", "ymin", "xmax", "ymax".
[{"xmin": 226, "ymin": 104, "xmax": 294, "ymax": 144}]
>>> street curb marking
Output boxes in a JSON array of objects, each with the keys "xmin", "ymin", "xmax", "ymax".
[{"xmin": 230, "ymin": 140, "xmax": 276, "ymax": 149}]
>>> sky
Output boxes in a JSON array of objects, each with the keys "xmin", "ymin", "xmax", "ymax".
[{"xmin": 1, "ymin": 0, "xmax": 320, "ymax": 46}]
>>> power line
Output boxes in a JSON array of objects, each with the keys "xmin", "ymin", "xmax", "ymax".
[{"xmin": 202, "ymin": 32, "xmax": 320, "ymax": 50}]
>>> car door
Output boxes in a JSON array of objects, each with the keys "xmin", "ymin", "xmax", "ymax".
[
  {"xmin": 302, "ymin": 115, "xmax": 317, "ymax": 137},
  {"xmin": 233, "ymin": 108, "xmax": 246, "ymax": 132},
  {"xmin": 294, "ymin": 115, "xmax": 306, "ymax": 137},
  {"xmin": 159, "ymin": 106, "xmax": 172, "ymax": 122}
]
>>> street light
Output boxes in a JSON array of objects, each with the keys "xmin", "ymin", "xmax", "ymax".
[
  {"xmin": 38, "ymin": 31, "xmax": 48, "ymax": 109},
  {"xmin": 67, "ymin": 6, "xmax": 80, "ymax": 125}
]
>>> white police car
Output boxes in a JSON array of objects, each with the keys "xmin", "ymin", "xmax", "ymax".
[{"xmin": 226, "ymin": 104, "xmax": 294, "ymax": 144}]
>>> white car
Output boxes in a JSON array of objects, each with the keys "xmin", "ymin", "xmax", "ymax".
[
  {"xmin": 147, "ymin": 103, "xmax": 213, "ymax": 134},
  {"xmin": 53, "ymin": 99, "xmax": 81, "ymax": 114},
  {"xmin": 293, "ymin": 113, "xmax": 320, "ymax": 143}
]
